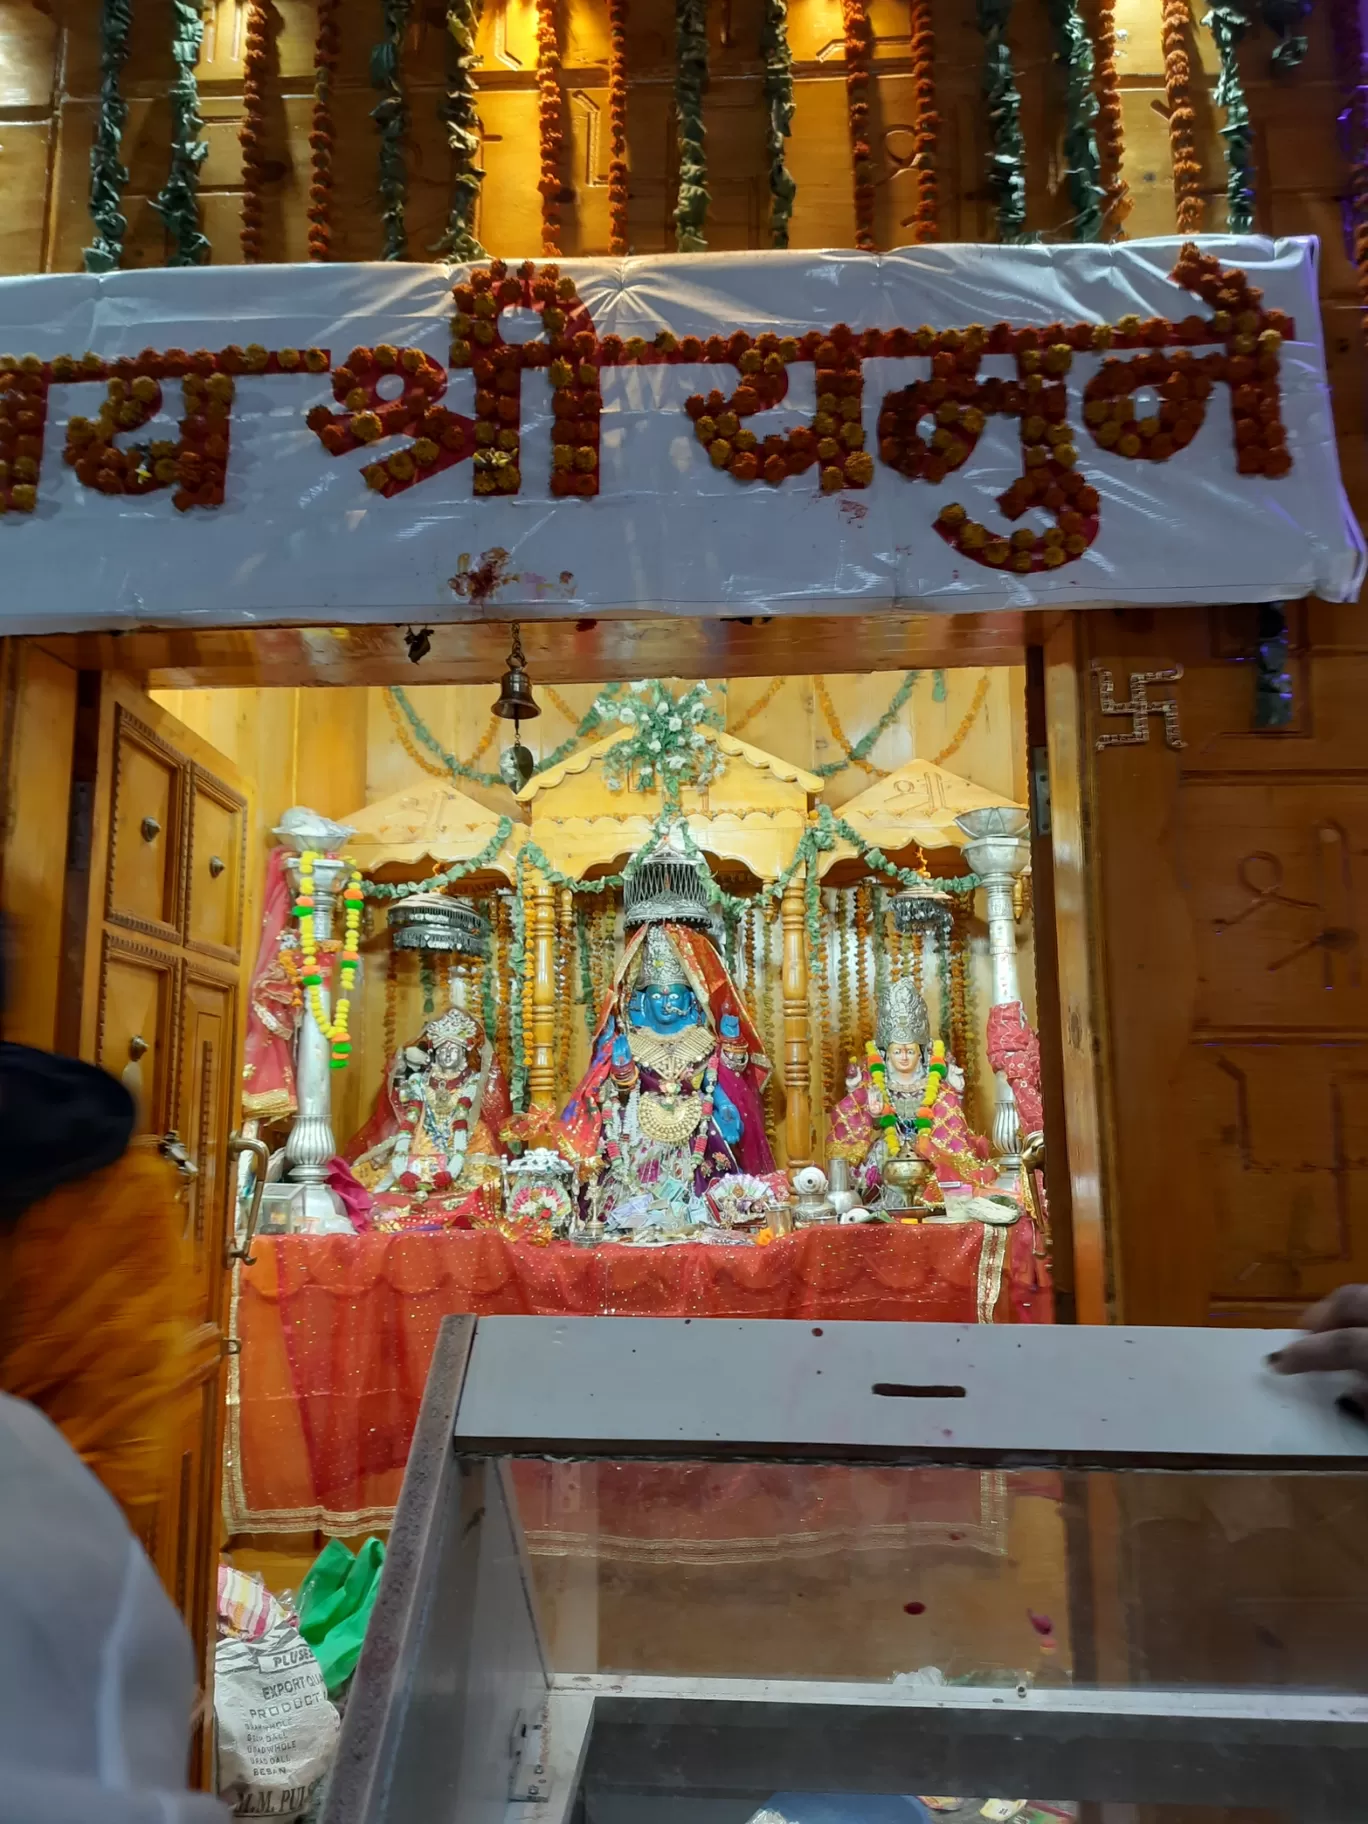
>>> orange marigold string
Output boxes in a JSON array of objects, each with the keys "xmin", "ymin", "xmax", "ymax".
[
  {"xmin": 537, "ymin": 0, "xmax": 566, "ymax": 255},
  {"xmin": 1094, "ymin": 0, "xmax": 1131, "ymax": 235},
  {"xmin": 607, "ymin": 0, "xmax": 629, "ymax": 254},
  {"xmin": 1161, "ymin": 0, "xmax": 1203, "ymax": 233},
  {"xmin": 239, "ymin": 0, "xmax": 269, "ymax": 262},
  {"xmin": 908, "ymin": 0, "xmax": 938, "ymax": 242},
  {"xmin": 841, "ymin": 0, "xmax": 877, "ymax": 251},
  {"xmin": 307, "ymin": 0, "xmax": 340, "ymax": 259}
]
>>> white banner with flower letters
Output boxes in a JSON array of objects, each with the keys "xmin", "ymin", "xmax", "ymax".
[{"xmin": 0, "ymin": 236, "xmax": 1360, "ymax": 633}]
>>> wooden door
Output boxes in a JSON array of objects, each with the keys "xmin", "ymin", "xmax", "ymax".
[
  {"xmin": 1069, "ymin": 601, "xmax": 1368, "ymax": 1327},
  {"xmin": 70, "ymin": 674, "xmax": 251, "ymax": 1745}
]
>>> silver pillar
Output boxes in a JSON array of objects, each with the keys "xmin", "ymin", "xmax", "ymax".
[
  {"xmin": 261, "ymin": 851, "xmax": 352, "ymax": 1235},
  {"xmin": 954, "ymin": 807, "xmax": 1032, "ymax": 1191}
]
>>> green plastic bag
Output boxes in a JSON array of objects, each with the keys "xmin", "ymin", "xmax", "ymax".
[{"xmin": 298, "ymin": 1536, "xmax": 386, "ymax": 1695}]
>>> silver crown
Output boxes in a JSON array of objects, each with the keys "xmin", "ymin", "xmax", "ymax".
[
  {"xmin": 634, "ymin": 924, "xmax": 693, "ymax": 991},
  {"xmin": 422, "ymin": 1006, "xmax": 479, "ymax": 1049},
  {"xmin": 877, "ymin": 977, "xmax": 931, "ymax": 1050},
  {"xmin": 622, "ymin": 843, "xmax": 722, "ymax": 945}
]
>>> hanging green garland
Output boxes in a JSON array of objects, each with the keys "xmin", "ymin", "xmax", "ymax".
[
  {"xmin": 760, "ymin": 0, "xmax": 797, "ymax": 248},
  {"xmin": 674, "ymin": 0, "xmax": 710, "ymax": 251},
  {"xmin": 388, "ymin": 683, "xmax": 622, "ymax": 791},
  {"xmin": 154, "ymin": 0, "xmax": 211, "ymax": 267},
  {"xmin": 371, "ymin": 0, "xmax": 414, "ymax": 260},
  {"xmin": 1206, "ymin": 4, "xmax": 1255, "ymax": 232},
  {"xmin": 436, "ymin": 0, "xmax": 487, "ymax": 260},
  {"xmin": 85, "ymin": 0, "xmax": 133, "ymax": 273},
  {"xmin": 509, "ymin": 857, "xmax": 529, "ymax": 1110},
  {"xmin": 576, "ymin": 904, "xmax": 598, "ymax": 1037},
  {"xmin": 1045, "ymin": 0, "xmax": 1104, "ymax": 241},
  {"xmin": 813, "ymin": 670, "xmax": 920, "ymax": 779},
  {"xmin": 364, "ymin": 818, "xmax": 516, "ymax": 900},
  {"xmin": 976, "ymin": 0, "xmax": 1027, "ymax": 244}
]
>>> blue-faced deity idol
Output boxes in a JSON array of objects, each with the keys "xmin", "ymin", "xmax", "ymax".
[{"xmin": 626, "ymin": 927, "xmax": 706, "ymax": 1034}]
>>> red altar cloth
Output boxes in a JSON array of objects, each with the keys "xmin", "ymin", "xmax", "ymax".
[{"xmin": 226, "ymin": 1222, "xmax": 1050, "ymax": 1533}]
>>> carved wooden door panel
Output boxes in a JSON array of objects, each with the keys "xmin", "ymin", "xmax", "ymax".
[
  {"xmin": 74, "ymin": 674, "xmax": 250, "ymax": 1749},
  {"xmin": 1078, "ymin": 602, "xmax": 1368, "ymax": 1327}
]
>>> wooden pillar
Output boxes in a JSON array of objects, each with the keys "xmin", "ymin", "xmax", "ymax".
[
  {"xmin": 781, "ymin": 872, "xmax": 812, "ymax": 1168},
  {"xmin": 529, "ymin": 868, "xmax": 558, "ymax": 1107}
]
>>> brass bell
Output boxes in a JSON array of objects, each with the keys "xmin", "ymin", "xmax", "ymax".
[{"xmin": 491, "ymin": 623, "xmax": 540, "ymax": 722}]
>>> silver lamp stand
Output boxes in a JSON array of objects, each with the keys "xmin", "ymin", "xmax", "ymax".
[{"xmin": 954, "ymin": 805, "xmax": 1032, "ymax": 1193}]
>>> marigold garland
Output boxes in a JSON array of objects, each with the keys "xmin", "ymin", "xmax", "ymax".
[
  {"xmin": 437, "ymin": 0, "xmax": 488, "ymax": 261},
  {"xmin": 841, "ymin": 0, "xmax": 877, "ymax": 252},
  {"xmin": 1045, "ymin": 0, "xmax": 1104, "ymax": 241},
  {"xmin": 1162, "ymin": 0, "xmax": 1204, "ymax": 234},
  {"xmin": 931, "ymin": 672, "xmax": 991, "ymax": 765},
  {"xmin": 816, "ymin": 677, "xmax": 882, "ymax": 776},
  {"xmin": 155, "ymin": 0, "xmax": 211, "ymax": 267},
  {"xmin": 674, "ymin": 0, "xmax": 710, "ymax": 251},
  {"xmin": 384, "ymin": 687, "xmax": 498, "ymax": 778},
  {"xmin": 309, "ymin": 342, "xmax": 473, "ymax": 497},
  {"xmin": 760, "ymin": 0, "xmax": 797, "ymax": 248},
  {"xmin": 1331, "ymin": 0, "xmax": 1368, "ymax": 351},
  {"xmin": 1207, "ymin": 3, "xmax": 1255, "ymax": 233},
  {"xmin": 608, "ymin": 0, "xmax": 630, "ymax": 253},
  {"xmin": 308, "ymin": 0, "xmax": 340, "ymax": 259},
  {"xmin": 294, "ymin": 852, "xmax": 363, "ymax": 1070},
  {"xmin": 977, "ymin": 0, "xmax": 1027, "ymax": 243},
  {"xmin": 240, "ymin": 0, "xmax": 270, "ymax": 262},
  {"xmin": 1094, "ymin": 0, "xmax": 1131, "ymax": 235},
  {"xmin": 536, "ymin": 0, "xmax": 566, "ymax": 255},
  {"xmin": 85, "ymin": 0, "xmax": 133, "ymax": 274},
  {"xmin": 908, "ymin": 0, "xmax": 938, "ymax": 243},
  {"xmin": 371, "ymin": 0, "xmax": 414, "ymax": 261},
  {"xmin": 731, "ymin": 675, "xmax": 784, "ymax": 733}
]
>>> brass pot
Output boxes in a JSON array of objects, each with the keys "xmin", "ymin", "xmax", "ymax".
[{"xmin": 881, "ymin": 1136, "xmax": 932, "ymax": 1211}]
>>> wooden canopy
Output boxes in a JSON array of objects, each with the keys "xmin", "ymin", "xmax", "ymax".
[
  {"xmin": 344, "ymin": 778, "xmax": 524, "ymax": 884},
  {"xmin": 818, "ymin": 757, "xmax": 1023, "ymax": 876},
  {"xmin": 517, "ymin": 725, "xmax": 822, "ymax": 882}
]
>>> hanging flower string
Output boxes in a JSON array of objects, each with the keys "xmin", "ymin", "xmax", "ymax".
[
  {"xmin": 437, "ymin": 0, "xmax": 487, "ymax": 260},
  {"xmin": 674, "ymin": 0, "xmax": 710, "ymax": 251},
  {"xmin": 908, "ymin": 0, "xmax": 938, "ymax": 243},
  {"xmin": 1045, "ymin": 0, "xmax": 1104, "ymax": 240},
  {"xmin": 371, "ymin": 0, "xmax": 414, "ymax": 260},
  {"xmin": 1162, "ymin": 0, "xmax": 1204, "ymax": 233},
  {"xmin": 977, "ymin": 0, "xmax": 1028, "ymax": 243},
  {"xmin": 841, "ymin": 0, "xmax": 877, "ymax": 251},
  {"xmin": 1262, "ymin": 0, "xmax": 1312, "ymax": 69},
  {"xmin": 294, "ymin": 853, "xmax": 364, "ymax": 1069},
  {"xmin": 931, "ymin": 672, "xmax": 991, "ymax": 765},
  {"xmin": 1331, "ymin": 0, "xmax": 1368, "ymax": 351},
  {"xmin": 760, "ymin": 0, "xmax": 797, "ymax": 248},
  {"xmin": 1094, "ymin": 0, "xmax": 1131, "ymax": 235},
  {"xmin": 537, "ymin": 0, "xmax": 566, "ymax": 255},
  {"xmin": 155, "ymin": 0, "xmax": 211, "ymax": 266},
  {"xmin": 308, "ymin": 0, "xmax": 341, "ymax": 259},
  {"xmin": 813, "ymin": 670, "xmax": 920, "ymax": 778},
  {"xmin": 1206, "ymin": 4, "xmax": 1255, "ymax": 232},
  {"xmin": 240, "ymin": 0, "xmax": 270, "ymax": 263},
  {"xmin": 85, "ymin": 0, "xmax": 133, "ymax": 273},
  {"xmin": 608, "ymin": 0, "xmax": 630, "ymax": 253}
]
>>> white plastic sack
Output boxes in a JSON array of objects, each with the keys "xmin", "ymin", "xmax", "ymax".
[{"xmin": 215, "ymin": 1621, "xmax": 339, "ymax": 1820}]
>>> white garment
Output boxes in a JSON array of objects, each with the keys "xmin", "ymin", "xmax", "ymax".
[{"xmin": 0, "ymin": 1393, "xmax": 228, "ymax": 1824}]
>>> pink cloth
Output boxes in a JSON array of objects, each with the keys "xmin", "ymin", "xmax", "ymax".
[
  {"xmin": 325, "ymin": 1157, "xmax": 374, "ymax": 1233},
  {"xmin": 242, "ymin": 849, "xmax": 299, "ymax": 1121}
]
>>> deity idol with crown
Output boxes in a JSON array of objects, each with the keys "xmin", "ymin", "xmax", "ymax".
[
  {"xmin": 828, "ymin": 977, "xmax": 996, "ymax": 1208},
  {"xmin": 557, "ymin": 844, "xmax": 775, "ymax": 1233},
  {"xmin": 347, "ymin": 1005, "xmax": 511, "ymax": 1224}
]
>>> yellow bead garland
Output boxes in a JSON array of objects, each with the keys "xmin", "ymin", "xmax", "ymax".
[{"xmin": 294, "ymin": 849, "xmax": 363, "ymax": 1070}]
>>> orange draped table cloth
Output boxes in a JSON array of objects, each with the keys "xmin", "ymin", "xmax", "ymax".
[{"xmin": 226, "ymin": 1222, "xmax": 1049, "ymax": 1534}]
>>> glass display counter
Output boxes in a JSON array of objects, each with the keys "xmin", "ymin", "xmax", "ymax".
[{"xmin": 319, "ymin": 1319, "xmax": 1368, "ymax": 1824}]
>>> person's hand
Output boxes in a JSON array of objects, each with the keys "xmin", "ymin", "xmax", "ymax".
[{"xmin": 1268, "ymin": 1285, "xmax": 1368, "ymax": 1380}]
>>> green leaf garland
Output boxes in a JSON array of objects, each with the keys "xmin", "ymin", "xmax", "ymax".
[
  {"xmin": 977, "ymin": 0, "xmax": 1028, "ymax": 244},
  {"xmin": 674, "ymin": 0, "xmax": 710, "ymax": 251},
  {"xmin": 154, "ymin": 0, "xmax": 211, "ymax": 268},
  {"xmin": 760, "ymin": 0, "xmax": 797, "ymax": 248},
  {"xmin": 435, "ymin": 0, "xmax": 487, "ymax": 260},
  {"xmin": 371, "ymin": 0, "xmax": 414, "ymax": 261},
  {"xmin": 1206, "ymin": 3, "xmax": 1256, "ymax": 232},
  {"xmin": 813, "ymin": 670, "xmax": 920, "ymax": 779},
  {"xmin": 85, "ymin": 0, "xmax": 133, "ymax": 274},
  {"xmin": 1045, "ymin": 0, "xmax": 1104, "ymax": 240}
]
